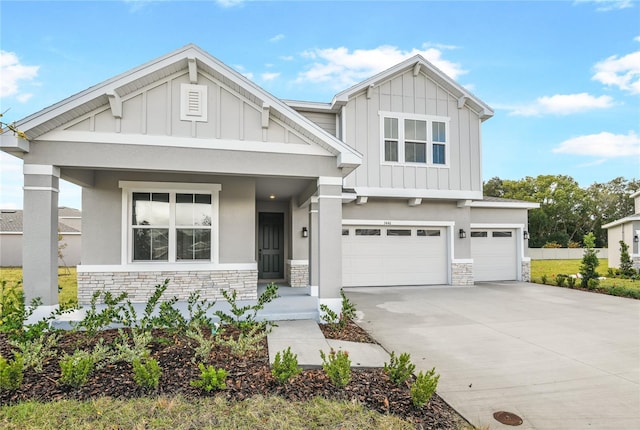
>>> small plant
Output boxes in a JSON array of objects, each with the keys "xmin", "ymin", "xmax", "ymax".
[
  {"xmin": 59, "ymin": 349, "xmax": 94, "ymax": 388},
  {"xmin": 319, "ymin": 304, "xmax": 339, "ymax": 325},
  {"xmin": 619, "ymin": 240, "xmax": 635, "ymax": 277},
  {"xmin": 320, "ymin": 289, "xmax": 357, "ymax": 331},
  {"xmin": 271, "ymin": 347, "xmax": 302, "ymax": 384},
  {"xmin": 215, "ymin": 324, "xmax": 267, "ymax": 357},
  {"xmin": 190, "ymin": 363, "xmax": 228, "ymax": 392},
  {"xmin": 214, "ymin": 283, "xmax": 278, "ymax": 332},
  {"xmin": 186, "ymin": 290, "xmax": 216, "ymax": 329},
  {"xmin": 579, "ymin": 232, "xmax": 600, "ymax": 288},
  {"xmin": 113, "ymin": 329, "xmax": 153, "ymax": 363},
  {"xmin": 411, "ymin": 367, "xmax": 440, "ymax": 407},
  {"xmin": 384, "ymin": 351, "xmax": 416, "ymax": 385},
  {"xmin": 8, "ymin": 333, "xmax": 59, "ymax": 373},
  {"xmin": 555, "ymin": 274, "xmax": 567, "ymax": 287},
  {"xmin": 320, "ymin": 348, "xmax": 351, "ymax": 388},
  {"xmin": 587, "ymin": 278, "xmax": 600, "ymax": 290},
  {"xmin": 132, "ymin": 357, "xmax": 161, "ymax": 389},
  {"xmin": 567, "ymin": 276, "xmax": 576, "ymax": 288},
  {"xmin": 186, "ymin": 325, "xmax": 216, "ymax": 363},
  {"xmin": 75, "ymin": 289, "xmax": 128, "ymax": 335},
  {"xmin": 0, "ymin": 354, "xmax": 24, "ymax": 391},
  {"xmin": 540, "ymin": 274, "xmax": 548, "ymax": 285}
]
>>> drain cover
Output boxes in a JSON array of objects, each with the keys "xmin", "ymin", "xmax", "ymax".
[{"xmin": 493, "ymin": 411, "xmax": 523, "ymax": 426}]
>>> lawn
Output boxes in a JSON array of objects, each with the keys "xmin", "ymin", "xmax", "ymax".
[
  {"xmin": 531, "ymin": 259, "xmax": 640, "ymax": 294},
  {"xmin": 0, "ymin": 267, "xmax": 77, "ymax": 304}
]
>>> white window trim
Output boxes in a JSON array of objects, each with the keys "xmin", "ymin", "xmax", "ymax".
[
  {"xmin": 119, "ymin": 181, "xmax": 221, "ymax": 265},
  {"xmin": 379, "ymin": 111, "xmax": 450, "ymax": 168}
]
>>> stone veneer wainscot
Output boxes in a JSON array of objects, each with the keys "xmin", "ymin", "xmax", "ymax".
[
  {"xmin": 451, "ymin": 262, "xmax": 474, "ymax": 286},
  {"xmin": 77, "ymin": 269, "xmax": 258, "ymax": 304},
  {"xmin": 285, "ymin": 260, "xmax": 309, "ymax": 288}
]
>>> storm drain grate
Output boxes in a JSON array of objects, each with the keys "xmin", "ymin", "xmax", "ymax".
[{"xmin": 493, "ymin": 411, "xmax": 523, "ymax": 426}]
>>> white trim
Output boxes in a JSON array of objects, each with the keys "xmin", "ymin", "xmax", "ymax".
[
  {"xmin": 471, "ymin": 223, "xmax": 525, "ymax": 229},
  {"xmin": 343, "ymin": 219, "xmax": 455, "ymax": 227},
  {"xmin": 353, "ymin": 187, "xmax": 482, "ymax": 200},
  {"xmin": 23, "ymin": 186, "xmax": 59, "ymax": 193},
  {"xmin": 469, "ymin": 201, "xmax": 540, "ymax": 209},
  {"xmin": 602, "ymin": 214, "xmax": 640, "ymax": 229},
  {"xmin": 119, "ymin": 181, "xmax": 222, "ymax": 192},
  {"xmin": 23, "ymin": 164, "xmax": 60, "ymax": 177},
  {"xmin": 452, "ymin": 258, "xmax": 474, "ymax": 264},
  {"xmin": 470, "ymin": 223, "xmax": 526, "ymax": 281},
  {"xmin": 310, "ymin": 285, "xmax": 319, "ymax": 297},
  {"xmin": 317, "ymin": 176, "xmax": 343, "ymax": 186},
  {"xmin": 0, "ymin": 232, "xmax": 23, "ymax": 235},
  {"xmin": 317, "ymin": 195, "xmax": 343, "ymax": 200},
  {"xmin": 287, "ymin": 259, "xmax": 309, "ymax": 266},
  {"xmin": 78, "ymin": 263, "xmax": 257, "ymax": 273}
]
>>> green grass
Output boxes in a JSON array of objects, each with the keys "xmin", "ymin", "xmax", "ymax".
[
  {"xmin": 0, "ymin": 267, "xmax": 77, "ymax": 304},
  {"xmin": 531, "ymin": 259, "xmax": 640, "ymax": 295},
  {"xmin": 0, "ymin": 395, "xmax": 416, "ymax": 430}
]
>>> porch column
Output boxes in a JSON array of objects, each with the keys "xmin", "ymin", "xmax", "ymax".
[
  {"xmin": 308, "ymin": 196, "xmax": 319, "ymax": 296},
  {"xmin": 23, "ymin": 164, "xmax": 60, "ymax": 305},
  {"xmin": 316, "ymin": 177, "xmax": 343, "ymax": 300}
]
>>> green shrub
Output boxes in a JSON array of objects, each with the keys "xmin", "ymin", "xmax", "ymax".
[
  {"xmin": 0, "ymin": 354, "xmax": 24, "ymax": 391},
  {"xmin": 186, "ymin": 291, "xmax": 216, "ymax": 329},
  {"xmin": 74, "ymin": 290, "xmax": 128, "ymax": 336},
  {"xmin": 320, "ymin": 289, "xmax": 357, "ymax": 331},
  {"xmin": 271, "ymin": 347, "xmax": 302, "ymax": 384},
  {"xmin": 579, "ymin": 232, "xmax": 600, "ymax": 288},
  {"xmin": 186, "ymin": 325, "xmax": 216, "ymax": 363},
  {"xmin": 8, "ymin": 333, "xmax": 59, "ymax": 373},
  {"xmin": 214, "ymin": 324, "xmax": 267, "ymax": 357},
  {"xmin": 411, "ymin": 367, "xmax": 440, "ymax": 407},
  {"xmin": 619, "ymin": 240, "xmax": 635, "ymax": 277},
  {"xmin": 384, "ymin": 351, "xmax": 416, "ymax": 385},
  {"xmin": 587, "ymin": 278, "xmax": 600, "ymax": 290},
  {"xmin": 132, "ymin": 357, "xmax": 161, "ymax": 389},
  {"xmin": 214, "ymin": 283, "xmax": 278, "ymax": 333},
  {"xmin": 540, "ymin": 274, "xmax": 548, "ymax": 285},
  {"xmin": 555, "ymin": 274, "xmax": 567, "ymax": 287},
  {"xmin": 113, "ymin": 329, "xmax": 153, "ymax": 363},
  {"xmin": 566, "ymin": 276, "xmax": 576, "ymax": 288},
  {"xmin": 59, "ymin": 350, "xmax": 94, "ymax": 388},
  {"xmin": 320, "ymin": 348, "xmax": 351, "ymax": 388},
  {"xmin": 190, "ymin": 363, "xmax": 228, "ymax": 392}
]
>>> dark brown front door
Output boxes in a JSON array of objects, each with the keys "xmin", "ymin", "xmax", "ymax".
[{"xmin": 258, "ymin": 212, "xmax": 284, "ymax": 279}]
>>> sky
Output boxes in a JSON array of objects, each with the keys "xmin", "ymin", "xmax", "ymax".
[{"xmin": 1, "ymin": 0, "xmax": 639, "ymax": 209}]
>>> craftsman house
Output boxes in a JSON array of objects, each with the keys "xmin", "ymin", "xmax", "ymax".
[
  {"xmin": 603, "ymin": 190, "xmax": 640, "ymax": 269},
  {"xmin": 0, "ymin": 44, "xmax": 536, "ymax": 311}
]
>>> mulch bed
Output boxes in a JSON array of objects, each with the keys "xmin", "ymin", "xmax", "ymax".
[{"xmin": 0, "ymin": 324, "xmax": 467, "ymax": 429}]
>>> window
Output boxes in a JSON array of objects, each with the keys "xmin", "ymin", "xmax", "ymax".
[
  {"xmin": 121, "ymin": 182, "xmax": 221, "ymax": 264},
  {"xmin": 342, "ymin": 229, "xmax": 350, "ymax": 236},
  {"xmin": 387, "ymin": 229, "xmax": 411, "ymax": 236},
  {"xmin": 355, "ymin": 229, "xmax": 381, "ymax": 236},
  {"xmin": 417, "ymin": 229, "xmax": 441, "ymax": 237},
  {"xmin": 471, "ymin": 231, "xmax": 488, "ymax": 238},
  {"xmin": 493, "ymin": 231, "xmax": 512, "ymax": 238},
  {"xmin": 381, "ymin": 112, "xmax": 448, "ymax": 166}
]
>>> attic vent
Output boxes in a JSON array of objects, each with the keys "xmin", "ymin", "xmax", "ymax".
[{"xmin": 180, "ymin": 84, "xmax": 208, "ymax": 122}]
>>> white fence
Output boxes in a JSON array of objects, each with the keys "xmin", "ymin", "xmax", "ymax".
[{"xmin": 529, "ymin": 248, "xmax": 608, "ymax": 260}]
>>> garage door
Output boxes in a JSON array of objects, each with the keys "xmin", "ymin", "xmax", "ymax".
[
  {"xmin": 342, "ymin": 226, "xmax": 448, "ymax": 287},
  {"xmin": 471, "ymin": 229, "xmax": 517, "ymax": 281}
]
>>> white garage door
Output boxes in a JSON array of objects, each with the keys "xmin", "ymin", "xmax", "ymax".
[
  {"xmin": 471, "ymin": 229, "xmax": 517, "ymax": 281},
  {"xmin": 342, "ymin": 226, "xmax": 448, "ymax": 287}
]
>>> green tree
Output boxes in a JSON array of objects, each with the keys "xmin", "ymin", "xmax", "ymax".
[
  {"xmin": 619, "ymin": 240, "xmax": 635, "ymax": 277},
  {"xmin": 579, "ymin": 232, "xmax": 600, "ymax": 288}
]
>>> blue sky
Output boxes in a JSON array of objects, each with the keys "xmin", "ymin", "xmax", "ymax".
[{"xmin": 1, "ymin": 0, "xmax": 639, "ymax": 209}]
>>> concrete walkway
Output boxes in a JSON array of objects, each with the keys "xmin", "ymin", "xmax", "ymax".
[
  {"xmin": 267, "ymin": 319, "xmax": 389, "ymax": 368},
  {"xmin": 345, "ymin": 282, "xmax": 640, "ymax": 430}
]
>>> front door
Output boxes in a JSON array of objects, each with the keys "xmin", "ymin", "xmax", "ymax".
[{"xmin": 258, "ymin": 212, "xmax": 284, "ymax": 279}]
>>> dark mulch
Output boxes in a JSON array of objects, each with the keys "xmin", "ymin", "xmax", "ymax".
[
  {"xmin": 318, "ymin": 319, "xmax": 380, "ymax": 344},
  {"xmin": 0, "ymin": 325, "xmax": 467, "ymax": 429}
]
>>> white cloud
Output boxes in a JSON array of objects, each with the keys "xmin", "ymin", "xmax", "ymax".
[
  {"xmin": 242, "ymin": 72, "xmax": 254, "ymax": 80},
  {"xmin": 269, "ymin": 34, "xmax": 284, "ymax": 43},
  {"xmin": 0, "ymin": 51, "xmax": 39, "ymax": 98},
  {"xmin": 279, "ymin": 55, "xmax": 294, "ymax": 61},
  {"xmin": 215, "ymin": 0, "xmax": 244, "ymax": 7},
  {"xmin": 510, "ymin": 93, "xmax": 614, "ymax": 116},
  {"xmin": 592, "ymin": 50, "xmax": 640, "ymax": 94},
  {"xmin": 261, "ymin": 72, "xmax": 280, "ymax": 81},
  {"xmin": 297, "ymin": 44, "xmax": 466, "ymax": 90},
  {"xmin": 552, "ymin": 131, "xmax": 640, "ymax": 157},
  {"xmin": 574, "ymin": 0, "xmax": 634, "ymax": 11},
  {"xmin": 635, "ymin": 36, "xmax": 640, "ymax": 43}
]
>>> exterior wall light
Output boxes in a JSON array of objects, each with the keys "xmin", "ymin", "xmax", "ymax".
[
  {"xmin": 459, "ymin": 228, "xmax": 466, "ymax": 239},
  {"xmin": 302, "ymin": 226, "xmax": 308, "ymax": 238},
  {"xmin": 524, "ymin": 230, "xmax": 530, "ymax": 240},
  {"xmin": 634, "ymin": 234, "xmax": 639, "ymax": 243}
]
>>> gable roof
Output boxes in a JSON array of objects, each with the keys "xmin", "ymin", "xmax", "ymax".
[
  {"xmin": 6, "ymin": 44, "xmax": 361, "ymax": 169},
  {"xmin": 331, "ymin": 55, "xmax": 494, "ymax": 121},
  {"xmin": 0, "ymin": 208, "xmax": 81, "ymax": 233}
]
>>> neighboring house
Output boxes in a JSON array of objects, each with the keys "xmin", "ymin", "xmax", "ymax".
[
  {"xmin": 603, "ymin": 190, "xmax": 640, "ymax": 269},
  {"xmin": 0, "ymin": 44, "xmax": 537, "ymax": 309},
  {"xmin": 0, "ymin": 207, "xmax": 82, "ymax": 267}
]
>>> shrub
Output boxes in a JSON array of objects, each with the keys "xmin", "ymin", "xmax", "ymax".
[
  {"xmin": 214, "ymin": 324, "xmax": 267, "ymax": 357},
  {"xmin": 113, "ymin": 329, "xmax": 153, "ymax": 363},
  {"xmin": 8, "ymin": 333, "xmax": 59, "ymax": 373},
  {"xmin": 320, "ymin": 289, "xmax": 357, "ymax": 331},
  {"xmin": 411, "ymin": 367, "xmax": 440, "ymax": 407},
  {"xmin": 320, "ymin": 348, "xmax": 351, "ymax": 388},
  {"xmin": 132, "ymin": 357, "xmax": 161, "ymax": 389},
  {"xmin": 384, "ymin": 351, "xmax": 416, "ymax": 385},
  {"xmin": 567, "ymin": 241, "xmax": 582, "ymax": 248},
  {"xmin": 579, "ymin": 232, "xmax": 600, "ymax": 288},
  {"xmin": 190, "ymin": 363, "xmax": 228, "ymax": 392},
  {"xmin": 566, "ymin": 276, "xmax": 576, "ymax": 288},
  {"xmin": 186, "ymin": 325, "xmax": 216, "ymax": 363},
  {"xmin": 619, "ymin": 240, "xmax": 635, "ymax": 277},
  {"xmin": 59, "ymin": 350, "xmax": 94, "ymax": 388},
  {"xmin": 540, "ymin": 274, "xmax": 548, "ymax": 285},
  {"xmin": 74, "ymin": 290, "xmax": 128, "ymax": 335},
  {"xmin": 542, "ymin": 241, "xmax": 562, "ymax": 249},
  {"xmin": 215, "ymin": 282, "xmax": 278, "ymax": 332},
  {"xmin": 587, "ymin": 278, "xmax": 600, "ymax": 290},
  {"xmin": 0, "ymin": 354, "xmax": 24, "ymax": 391},
  {"xmin": 555, "ymin": 274, "xmax": 567, "ymax": 287},
  {"xmin": 271, "ymin": 347, "xmax": 302, "ymax": 384}
]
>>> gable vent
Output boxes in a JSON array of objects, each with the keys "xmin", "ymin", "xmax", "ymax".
[{"xmin": 180, "ymin": 84, "xmax": 208, "ymax": 122}]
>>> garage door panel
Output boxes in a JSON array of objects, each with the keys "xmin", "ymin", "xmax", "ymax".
[
  {"xmin": 342, "ymin": 226, "xmax": 448, "ymax": 287},
  {"xmin": 471, "ymin": 229, "xmax": 517, "ymax": 282}
]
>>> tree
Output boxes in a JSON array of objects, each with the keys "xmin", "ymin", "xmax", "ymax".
[
  {"xmin": 579, "ymin": 232, "xmax": 599, "ymax": 289},
  {"xmin": 619, "ymin": 240, "xmax": 635, "ymax": 277}
]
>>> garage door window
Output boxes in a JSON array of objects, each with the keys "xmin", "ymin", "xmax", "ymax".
[
  {"xmin": 342, "ymin": 229, "xmax": 349, "ymax": 236},
  {"xmin": 355, "ymin": 229, "xmax": 381, "ymax": 236},
  {"xmin": 387, "ymin": 229, "xmax": 411, "ymax": 236},
  {"xmin": 493, "ymin": 231, "xmax": 512, "ymax": 238},
  {"xmin": 417, "ymin": 229, "xmax": 441, "ymax": 237},
  {"xmin": 471, "ymin": 231, "xmax": 487, "ymax": 238}
]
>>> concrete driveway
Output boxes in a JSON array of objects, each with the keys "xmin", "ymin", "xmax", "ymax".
[{"xmin": 345, "ymin": 282, "xmax": 640, "ymax": 430}]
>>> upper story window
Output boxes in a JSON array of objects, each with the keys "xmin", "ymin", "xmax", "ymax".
[
  {"xmin": 120, "ymin": 182, "xmax": 221, "ymax": 264},
  {"xmin": 381, "ymin": 112, "xmax": 449, "ymax": 167}
]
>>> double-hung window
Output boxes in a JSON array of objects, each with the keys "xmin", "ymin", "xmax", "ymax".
[
  {"xmin": 381, "ymin": 112, "xmax": 449, "ymax": 166},
  {"xmin": 121, "ymin": 182, "xmax": 221, "ymax": 264}
]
